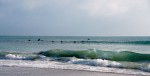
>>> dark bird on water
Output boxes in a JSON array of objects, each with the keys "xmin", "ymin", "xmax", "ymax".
[{"xmin": 37, "ymin": 38, "xmax": 40, "ymax": 41}]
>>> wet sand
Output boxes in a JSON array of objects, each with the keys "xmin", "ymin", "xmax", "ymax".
[{"xmin": 0, "ymin": 67, "xmax": 141, "ymax": 76}]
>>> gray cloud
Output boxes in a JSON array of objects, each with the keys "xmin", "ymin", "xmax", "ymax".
[
  {"xmin": 0, "ymin": 0, "xmax": 150, "ymax": 36},
  {"xmin": 79, "ymin": 0, "xmax": 149, "ymax": 17}
]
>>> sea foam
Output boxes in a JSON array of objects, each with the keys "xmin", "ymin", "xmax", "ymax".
[
  {"xmin": 5, "ymin": 54, "xmax": 26, "ymax": 60},
  {"xmin": 0, "ymin": 60, "xmax": 149, "ymax": 76}
]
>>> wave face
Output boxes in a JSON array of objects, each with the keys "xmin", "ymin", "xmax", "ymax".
[
  {"xmin": 1, "ymin": 49, "xmax": 150, "ymax": 62},
  {"xmin": 39, "ymin": 49, "xmax": 150, "ymax": 62}
]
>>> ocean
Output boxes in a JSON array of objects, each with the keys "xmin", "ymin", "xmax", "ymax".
[{"xmin": 0, "ymin": 36, "xmax": 150, "ymax": 75}]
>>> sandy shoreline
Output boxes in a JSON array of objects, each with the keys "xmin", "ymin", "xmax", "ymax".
[{"xmin": 0, "ymin": 67, "xmax": 143, "ymax": 76}]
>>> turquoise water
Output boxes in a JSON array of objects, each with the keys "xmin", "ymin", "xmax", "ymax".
[
  {"xmin": 0, "ymin": 36, "xmax": 150, "ymax": 53},
  {"xmin": 0, "ymin": 36, "xmax": 150, "ymax": 75}
]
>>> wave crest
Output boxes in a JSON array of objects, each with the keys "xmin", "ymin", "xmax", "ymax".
[{"xmin": 39, "ymin": 49, "xmax": 150, "ymax": 62}]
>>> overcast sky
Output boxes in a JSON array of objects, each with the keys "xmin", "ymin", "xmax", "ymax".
[{"xmin": 0, "ymin": 0, "xmax": 150, "ymax": 36}]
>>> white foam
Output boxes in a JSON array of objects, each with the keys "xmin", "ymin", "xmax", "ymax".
[
  {"xmin": 111, "ymin": 61, "xmax": 121, "ymax": 67},
  {"xmin": 5, "ymin": 54, "xmax": 26, "ymax": 60},
  {"xmin": 141, "ymin": 64, "xmax": 150, "ymax": 72},
  {"xmin": 0, "ymin": 60, "xmax": 149, "ymax": 75},
  {"xmin": 69, "ymin": 58, "xmax": 122, "ymax": 68},
  {"xmin": 96, "ymin": 59, "xmax": 122, "ymax": 67}
]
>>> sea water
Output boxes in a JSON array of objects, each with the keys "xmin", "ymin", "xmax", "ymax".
[{"xmin": 0, "ymin": 36, "xmax": 150, "ymax": 75}]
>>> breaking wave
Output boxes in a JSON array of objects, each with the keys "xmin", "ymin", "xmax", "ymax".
[
  {"xmin": 39, "ymin": 49, "xmax": 150, "ymax": 62},
  {"xmin": 1, "ymin": 49, "xmax": 150, "ymax": 75}
]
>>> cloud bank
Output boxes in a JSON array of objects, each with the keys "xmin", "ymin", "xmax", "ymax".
[{"xmin": 0, "ymin": 0, "xmax": 150, "ymax": 36}]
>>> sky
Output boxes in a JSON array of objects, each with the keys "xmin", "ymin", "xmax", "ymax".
[{"xmin": 0, "ymin": 0, "xmax": 150, "ymax": 36}]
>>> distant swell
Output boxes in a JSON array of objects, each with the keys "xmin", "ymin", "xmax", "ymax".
[
  {"xmin": 86, "ymin": 41, "xmax": 150, "ymax": 45},
  {"xmin": 47, "ymin": 40, "xmax": 150, "ymax": 45}
]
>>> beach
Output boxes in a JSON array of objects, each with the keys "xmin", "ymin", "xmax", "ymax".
[{"xmin": 0, "ymin": 67, "xmax": 140, "ymax": 76}]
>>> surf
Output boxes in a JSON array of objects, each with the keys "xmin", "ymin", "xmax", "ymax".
[
  {"xmin": 1, "ymin": 49, "xmax": 150, "ymax": 62},
  {"xmin": 0, "ymin": 49, "xmax": 150, "ymax": 74},
  {"xmin": 39, "ymin": 49, "xmax": 150, "ymax": 62}
]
